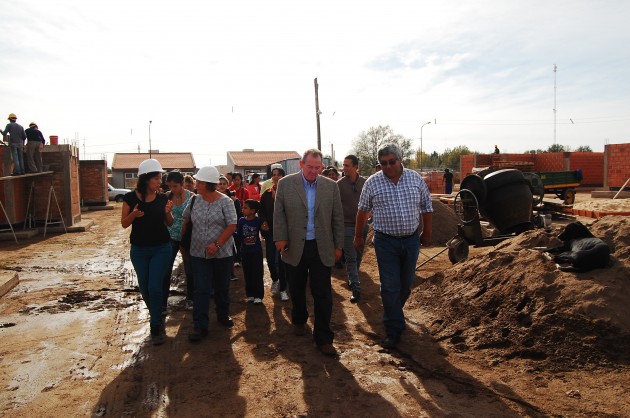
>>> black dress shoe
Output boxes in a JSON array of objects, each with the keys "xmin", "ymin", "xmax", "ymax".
[
  {"xmin": 381, "ymin": 336, "xmax": 399, "ymax": 349},
  {"xmin": 294, "ymin": 324, "xmax": 306, "ymax": 336},
  {"xmin": 350, "ymin": 289, "xmax": 360, "ymax": 303},
  {"xmin": 218, "ymin": 317, "xmax": 234, "ymax": 327},
  {"xmin": 188, "ymin": 328, "xmax": 208, "ymax": 342},
  {"xmin": 317, "ymin": 343, "xmax": 338, "ymax": 357}
]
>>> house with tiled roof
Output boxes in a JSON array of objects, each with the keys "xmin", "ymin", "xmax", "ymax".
[
  {"xmin": 111, "ymin": 152, "xmax": 196, "ymax": 188},
  {"xmin": 226, "ymin": 150, "xmax": 300, "ymax": 176}
]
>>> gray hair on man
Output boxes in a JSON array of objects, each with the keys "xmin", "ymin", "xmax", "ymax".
[
  {"xmin": 377, "ymin": 144, "xmax": 402, "ymax": 160},
  {"xmin": 302, "ymin": 148, "xmax": 323, "ymax": 162}
]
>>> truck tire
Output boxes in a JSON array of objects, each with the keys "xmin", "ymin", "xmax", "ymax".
[{"xmin": 562, "ymin": 188, "xmax": 576, "ymax": 205}]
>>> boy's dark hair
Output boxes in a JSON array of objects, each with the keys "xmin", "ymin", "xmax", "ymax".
[{"xmin": 244, "ymin": 199, "xmax": 260, "ymax": 213}]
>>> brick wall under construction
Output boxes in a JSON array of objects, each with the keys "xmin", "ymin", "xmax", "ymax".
[
  {"xmin": 605, "ymin": 143, "xmax": 630, "ymax": 188},
  {"xmin": 79, "ymin": 160, "xmax": 108, "ymax": 206},
  {"xmin": 0, "ymin": 145, "xmax": 81, "ymax": 226},
  {"xmin": 460, "ymin": 151, "xmax": 607, "ymax": 187}
]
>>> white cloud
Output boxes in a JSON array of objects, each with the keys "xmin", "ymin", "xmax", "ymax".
[{"xmin": 1, "ymin": 0, "xmax": 629, "ymax": 167}]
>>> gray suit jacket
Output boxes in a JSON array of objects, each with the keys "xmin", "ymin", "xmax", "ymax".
[{"xmin": 273, "ymin": 172, "xmax": 344, "ymax": 267}]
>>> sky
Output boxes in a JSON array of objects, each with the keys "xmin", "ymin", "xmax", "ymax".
[{"xmin": 2, "ymin": 0, "xmax": 629, "ymax": 167}]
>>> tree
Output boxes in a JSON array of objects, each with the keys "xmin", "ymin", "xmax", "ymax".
[
  {"xmin": 575, "ymin": 145, "xmax": 593, "ymax": 152},
  {"xmin": 547, "ymin": 144, "xmax": 567, "ymax": 152},
  {"xmin": 351, "ymin": 125, "xmax": 413, "ymax": 175},
  {"xmin": 440, "ymin": 146, "xmax": 472, "ymax": 171}
]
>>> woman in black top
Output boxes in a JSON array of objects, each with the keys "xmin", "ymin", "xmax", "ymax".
[{"xmin": 121, "ymin": 159, "xmax": 174, "ymax": 345}]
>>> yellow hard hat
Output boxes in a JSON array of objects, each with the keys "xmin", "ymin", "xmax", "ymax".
[{"xmin": 8, "ymin": 113, "xmax": 17, "ymax": 120}]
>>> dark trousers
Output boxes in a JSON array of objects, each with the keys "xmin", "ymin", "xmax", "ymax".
[
  {"xmin": 190, "ymin": 255, "xmax": 233, "ymax": 330},
  {"xmin": 264, "ymin": 233, "xmax": 287, "ymax": 291},
  {"xmin": 242, "ymin": 250, "xmax": 264, "ymax": 299},
  {"xmin": 285, "ymin": 240, "xmax": 333, "ymax": 345}
]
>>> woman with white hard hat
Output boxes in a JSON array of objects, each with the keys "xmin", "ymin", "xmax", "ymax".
[
  {"xmin": 121, "ymin": 158, "xmax": 174, "ymax": 345},
  {"xmin": 181, "ymin": 166, "xmax": 238, "ymax": 342}
]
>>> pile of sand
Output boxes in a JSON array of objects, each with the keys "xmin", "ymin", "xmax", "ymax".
[
  {"xmin": 430, "ymin": 199, "xmax": 460, "ymax": 246},
  {"xmin": 573, "ymin": 198, "xmax": 630, "ymax": 212},
  {"xmin": 409, "ymin": 216, "xmax": 630, "ymax": 370}
]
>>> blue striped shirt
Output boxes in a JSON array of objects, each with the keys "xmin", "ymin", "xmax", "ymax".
[{"xmin": 358, "ymin": 168, "xmax": 433, "ymax": 237}]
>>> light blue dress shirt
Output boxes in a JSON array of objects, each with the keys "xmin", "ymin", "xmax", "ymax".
[{"xmin": 301, "ymin": 172, "xmax": 317, "ymax": 240}]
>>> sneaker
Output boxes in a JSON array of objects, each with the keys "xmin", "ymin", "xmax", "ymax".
[
  {"xmin": 350, "ymin": 289, "xmax": 360, "ymax": 303},
  {"xmin": 185, "ymin": 299, "xmax": 194, "ymax": 311},
  {"xmin": 234, "ymin": 262, "xmax": 241, "ymax": 268},
  {"xmin": 231, "ymin": 276, "xmax": 239, "ymax": 281},
  {"xmin": 246, "ymin": 297, "xmax": 255, "ymax": 303},
  {"xmin": 270, "ymin": 281, "xmax": 280, "ymax": 295},
  {"xmin": 381, "ymin": 336, "xmax": 399, "ymax": 349},
  {"xmin": 280, "ymin": 291, "xmax": 289, "ymax": 301},
  {"xmin": 253, "ymin": 298, "xmax": 263, "ymax": 304},
  {"xmin": 188, "ymin": 328, "xmax": 208, "ymax": 342}
]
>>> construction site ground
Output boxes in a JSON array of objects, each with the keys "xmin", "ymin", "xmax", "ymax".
[{"xmin": 1, "ymin": 193, "xmax": 629, "ymax": 417}]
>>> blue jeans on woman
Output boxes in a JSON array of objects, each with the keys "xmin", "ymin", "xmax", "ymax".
[
  {"xmin": 130, "ymin": 242, "xmax": 172, "ymax": 330},
  {"xmin": 372, "ymin": 231, "xmax": 420, "ymax": 339},
  {"xmin": 190, "ymin": 255, "xmax": 233, "ymax": 331}
]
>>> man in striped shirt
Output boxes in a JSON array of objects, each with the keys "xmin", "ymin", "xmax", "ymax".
[{"xmin": 354, "ymin": 144, "xmax": 433, "ymax": 349}]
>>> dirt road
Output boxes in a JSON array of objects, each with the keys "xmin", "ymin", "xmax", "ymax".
[{"xmin": 1, "ymin": 201, "xmax": 628, "ymax": 417}]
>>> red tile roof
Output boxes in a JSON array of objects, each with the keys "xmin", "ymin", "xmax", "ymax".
[
  {"xmin": 112, "ymin": 153, "xmax": 196, "ymax": 170},
  {"xmin": 228, "ymin": 151, "xmax": 300, "ymax": 167}
]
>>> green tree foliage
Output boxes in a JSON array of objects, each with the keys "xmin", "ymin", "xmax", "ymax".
[
  {"xmin": 547, "ymin": 144, "xmax": 567, "ymax": 152},
  {"xmin": 440, "ymin": 146, "xmax": 472, "ymax": 171},
  {"xmin": 575, "ymin": 145, "xmax": 593, "ymax": 152},
  {"xmin": 351, "ymin": 125, "xmax": 413, "ymax": 175}
]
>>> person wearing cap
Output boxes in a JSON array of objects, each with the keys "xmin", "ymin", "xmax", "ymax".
[
  {"xmin": 182, "ymin": 166, "xmax": 238, "ymax": 342},
  {"xmin": 25, "ymin": 122, "xmax": 46, "ymax": 173},
  {"xmin": 121, "ymin": 159, "xmax": 174, "ymax": 345},
  {"xmin": 260, "ymin": 163, "xmax": 283, "ymax": 194},
  {"xmin": 1, "ymin": 113, "xmax": 27, "ymax": 175}
]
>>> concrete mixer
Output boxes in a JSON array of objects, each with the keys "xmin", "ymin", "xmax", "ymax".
[{"xmin": 447, "ymin": 169, "xmax": 543, "ymax": 263}]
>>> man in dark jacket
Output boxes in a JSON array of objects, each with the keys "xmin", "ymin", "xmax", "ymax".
[{"xmin": 25, "ymin": 122, "xmax": 46, "ymax": 173}]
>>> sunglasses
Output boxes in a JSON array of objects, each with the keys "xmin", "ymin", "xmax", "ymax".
[{"xmin": 378, "ymin": 158, "xmax": 398, "ymax": 167}]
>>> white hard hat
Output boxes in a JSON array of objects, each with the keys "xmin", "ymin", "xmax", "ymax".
[
  {"xmin": 270, "ymin": 163, "xmax": 282, "ymax": 169},
  {"xmin": 138, "ymin": 159, "xmax": 165, "ymax": 176},
  {"xmin": 194, "ymin": 166, "xmax": 220, "ymax": 183}
]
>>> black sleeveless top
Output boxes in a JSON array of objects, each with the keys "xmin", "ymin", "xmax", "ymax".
[{"xmin": 123, "ymin": 191, "xmax": 171, "ymax": 247}]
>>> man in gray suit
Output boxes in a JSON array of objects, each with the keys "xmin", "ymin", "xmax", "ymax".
[{"xmin": 274, "ymin": 149, "xmax": 344, "ymax": 356}]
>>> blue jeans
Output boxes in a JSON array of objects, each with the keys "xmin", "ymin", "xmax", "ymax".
[
  {"xmin": 373, "ymin": 231, "xmax": 420, "ymax": 338},
  {"xmin": 344, "ymin": 225, "xmax": 367, "ymax": 290},
  {"xmin": 10, "ymin": 143, "xmax": 24, "ymax": 174},
  {"xmin": 130, "ymin": 242, "xmax": 172, "ymax": 329},
  {"xmin": 162, "ymin": 240, "xmax": 181, "ymax": 310},
  {"xmin": 264, "ymin": 232, "xmax": 287, "ymax": 291},
  {"xmin": 190, "ymin": 255, "xmax": 233, "ymax": 331}
]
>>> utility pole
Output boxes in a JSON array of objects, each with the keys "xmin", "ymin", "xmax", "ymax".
[
  {"xmin": 553, "ymin": 64, "xmax": 557, "ymax": 144},
  {"xmin": 314, "ymin": 78, "xmax": 322, "ymax": 151},
  {"xmin": 420, "ymin": 121, "xmax": 431, "ymax": 171}
]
